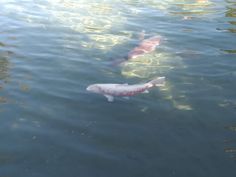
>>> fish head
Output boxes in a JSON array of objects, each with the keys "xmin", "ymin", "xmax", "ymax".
[
  {"xmin": 86, "ymin": 84, "xmax": 101, "ymax": 93},
  {"xmin": 148, "ymin": 36, "xmax": 161, "ymax": 46}
]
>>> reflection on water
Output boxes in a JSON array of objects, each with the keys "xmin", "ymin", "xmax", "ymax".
[
  {"xmin": 225, "ymin": 125, "xmax": 236, "ymax": 160},
  {"xmin": 0, "ymin": 51, "xmax": 10, "ymax": 106},
  {"xmin": 169, "ymin": 0, "xmax": 213, "ymax": 17},
  {"xmin": 84, "ymin": 33, "xmax": 131, "ymax": 50},
  {"xmin": 226, "ymin": 1, "xmax": 236, "ymax": 33},
  {"xmin": 223, "ymin": 49, "xmax": 236, "ymax": 54},
  {"xmin": 226, "ymin": 125, "xmax": 236, "ymax": 132},
  {"xmin": 47, "ymin": 0, "xmax": 128, "ymax": 51},
  {"xmin": 226, "ymin": 1, "xmax": 236, "ymax": 18},
  {"xmin": 221, "ymin": 1, "xmax": 236, "ymax": 54},
  {"xmin": 0, "ymin": 54, "xmax": 10, "ymax": 82},
  {"xmin": 217, "ymin": 0, "xmax": 236, "ymax": 33},
  {"xmin": 0, "ymin": 36, "xmax": 12, "ymax": 83},
  {"xmin": 0, "ymin": 50, "xmax": 11, "ymax": 106},
  {"xmin": 121, "ymin": 52, "xmax": 173, "ymax": 78}
]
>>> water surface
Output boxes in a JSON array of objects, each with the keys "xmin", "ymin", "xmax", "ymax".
[{"xmin": 0, "ymin": 0, "xmax": 236, "ymax": 177}]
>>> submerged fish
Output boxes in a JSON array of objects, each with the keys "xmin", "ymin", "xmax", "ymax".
[
  {"xmin": 86, "ymin": 77, "xmax": 165, "ymax": 102},
  {"xmin": 112, "ymin": 35, "xmax": 161, "ymax": 65},
  {"xmin": 127, "ymin": 36, "xmax": 161, "ymax": 59}
]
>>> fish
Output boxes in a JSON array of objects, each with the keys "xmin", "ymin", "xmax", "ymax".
[
  {"xmin": 112, "ymin": 35, "xmax": 161, "ymax": 65},
  {"xmin": 127, "ymin": 36, "xmax": 161, "ymax": 59},
  {"xmin": 86, "ymin": 77, "xmax": 165, "ymax": 102}
]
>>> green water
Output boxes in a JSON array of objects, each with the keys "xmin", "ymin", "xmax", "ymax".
[{"xmin": 0, "ymin": 0, "xmax": 236, "ymax": 176}]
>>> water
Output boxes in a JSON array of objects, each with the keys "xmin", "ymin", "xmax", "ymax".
[{"xmin": 0, "ymin": 0, "xmax": 236, "ymax": 176}]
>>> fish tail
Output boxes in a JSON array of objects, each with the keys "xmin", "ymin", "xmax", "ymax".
[
  {"xmin": 148, "ymin": 77, "xmax": 165, "ymax": 87},
  {"xmin": 110, "ymin": 59, "xmax": 125, "ymax": 66},
  {"xmin": 111, "ymin": 56, "xmax": 128, "ymax": 66}
]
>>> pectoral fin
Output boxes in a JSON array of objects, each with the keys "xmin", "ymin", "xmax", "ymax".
[
  {"xmin": 104, "ymin": 95, "xmax": 114, "ymax": 102},
  {"xmin": 142, "ymin": 90, "xmax": 149, "ymax": 94}
]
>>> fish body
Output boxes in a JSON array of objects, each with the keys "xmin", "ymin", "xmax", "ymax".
[
  {"xmin": 87, "ymin": 77, "xmax": 165, "ymax": 102},
  {"xmin": 127, "ymin": 36, "xmax": 161, "ymax": 59},
  {"xmin": 112, "ymin": 35, "xmax": 161, "ymax": 66}
]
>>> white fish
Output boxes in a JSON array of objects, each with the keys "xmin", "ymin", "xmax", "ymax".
[{"xmin": 86, "ymin": 77, "xmax": 165, "ymax": 102}]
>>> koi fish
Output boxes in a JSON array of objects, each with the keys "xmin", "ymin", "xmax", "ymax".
[
  {"xmin": 86, "ymin": 77, "xmax": 165, "ymax": 102},
  {"xmin": 112, "ymin": 35, "xmax": 161, "ymax": 65},
  {"xmin": 127, "ymin": 36, "xmax": 161, "ymax": 59}
]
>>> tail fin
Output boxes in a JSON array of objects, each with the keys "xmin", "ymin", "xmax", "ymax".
[
  {"xmin": 111, "ymin": 58, "xmax": 126, "ymax": 66},
  {"xmin": 110, "ymin": 56, "xmax": 129, "ymax": 66},
  {"xmin": 149, "ymin": 77, "xmax": 165, "ymax": 87}
]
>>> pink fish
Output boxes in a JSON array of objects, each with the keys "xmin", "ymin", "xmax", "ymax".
[
  {"xmin": 112, "ymin": 35, "xmax": 161, "ymax": 65},
  {"xmin": 127, "ymin": 36, "xmax": 161, "ymax": 59},
  {"xmin": 86, "ymin": 77, "xmax": 165, "ymax": 102}
]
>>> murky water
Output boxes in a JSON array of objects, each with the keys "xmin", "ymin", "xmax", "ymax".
[{"xmin": 0, "ymin": 0, "xmax": 236, "ymax": 176}]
